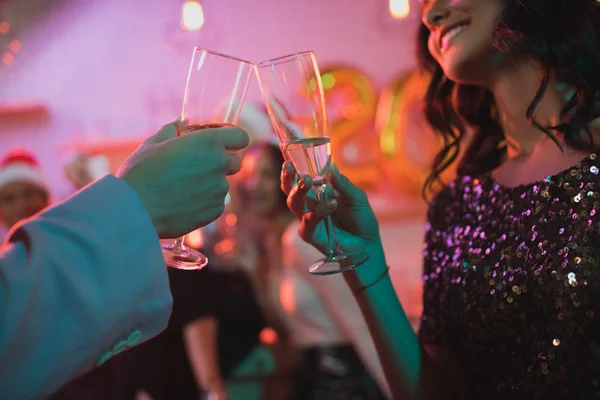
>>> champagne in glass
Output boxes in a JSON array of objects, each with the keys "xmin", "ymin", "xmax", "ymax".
[
  {"xmin": 283, "ymin": 137, "xmax": 331, "ymax": 185},
  {"xmin": 256, "ymin": 51, "xmax": 369, "ymax": 275},
  {"xmin": 162, "ymin": 48, "xmax": 253, "ymax": 270}
]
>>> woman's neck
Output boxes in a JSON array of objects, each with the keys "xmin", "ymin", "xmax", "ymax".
[{"xmin": 487, "ymin": 59, "xmax": 572, "ymax": 159}]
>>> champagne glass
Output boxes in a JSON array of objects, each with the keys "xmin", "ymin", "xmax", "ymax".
[
  {"xmin": 255, "ymin": 51, "xmax": 369, "ymax": 275},
  {"xmin": 162, "ymin": 47, "xmax": 253, "ymax": 270}
]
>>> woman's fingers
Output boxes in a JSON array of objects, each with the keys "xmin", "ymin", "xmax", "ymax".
[
  {"xmin": 287, "ymin": 175, "xmax": 313, "ymax": 219},
  {"xmin": 280, "ymin": 161, "xmax": 296, "ymax": 195},
  {"xmin": 298, "ymin": 211, "xmax": 324, "ymax": 243},
  {"xmin": 282, "ymin": 161, "xmax": 340, "ymax": 245},
  {"xmin": 297, "ymin": 199, "xmax": 337, "ymax": 243}
]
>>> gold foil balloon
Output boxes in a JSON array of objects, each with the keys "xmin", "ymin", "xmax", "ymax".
[
  {"xmin": 318, "ymin": 66, "xmax": 457, "ymax": 197},
  {"xmin": 318, "ymin": 66, "xmax": 381, "ymax": 190},
  {"xmin": 376, "ymin": 69, "xmax": 442, "ymax": 196}
]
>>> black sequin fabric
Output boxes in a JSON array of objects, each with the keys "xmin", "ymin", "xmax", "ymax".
[{"xmin": 419, "ymin": 153, "xmax": 600, "ymax": 399}]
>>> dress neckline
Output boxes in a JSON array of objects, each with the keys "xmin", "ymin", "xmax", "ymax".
[{"xmin": 484, "ymin": 152, "xmax": 598, "ymax": 192}]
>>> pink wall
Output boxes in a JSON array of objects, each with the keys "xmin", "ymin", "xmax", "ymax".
[{"xmin": 0, "ymin": 0, "xmax": 419, "ymax": 196}]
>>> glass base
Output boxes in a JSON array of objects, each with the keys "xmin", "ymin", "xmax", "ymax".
[
  {"xmin": 162, "ymin": 243, "xmax": 208, "ymax": 270},
  {"xmin": 308, "ymin": 250, "xmax": 369, "ymax": 276}
]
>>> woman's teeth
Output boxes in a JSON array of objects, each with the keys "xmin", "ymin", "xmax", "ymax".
[{"xmin": 441, "ymin": 25, "xmax": 468, "ymax": 51}]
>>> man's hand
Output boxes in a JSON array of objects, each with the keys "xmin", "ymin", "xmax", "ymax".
[{"xmin": 118, "ymin": 122, "xmax": 249, "ymax": 238}]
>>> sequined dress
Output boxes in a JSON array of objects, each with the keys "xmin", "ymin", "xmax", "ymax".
[{"xmin": 419, "ymin": 153, "xmax": 600, "ymax": 399}]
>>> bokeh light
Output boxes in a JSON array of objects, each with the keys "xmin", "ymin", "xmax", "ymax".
[
  {"xmin": 181, "ymin": 1, "xmax": 205, "ymax": 31},
  {"xmin": 389, "ymin": 0, "xmax": 410, "ymax": 19}
]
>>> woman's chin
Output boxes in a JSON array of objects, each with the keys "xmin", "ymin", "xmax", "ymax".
[{"xmin": 441, "ymin": 50, "xmax": 498, "ymax": 86}]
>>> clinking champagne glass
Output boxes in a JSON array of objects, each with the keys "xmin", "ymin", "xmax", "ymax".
[
  {"xmin": 162, "ymin": 47, "xmax": 253, "ymax": 270},
  {"xmin": 255, "ymin": 51, "xmax": 369, "ymax": 275}
]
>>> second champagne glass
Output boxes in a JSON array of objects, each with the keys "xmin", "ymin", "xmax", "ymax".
[
  {"xmin": 162, "ymin": 47, "xmax": 253, "ymax": 270},
  {"xmin": 255, "ymin": 51, "xmax": 369, "ymax": 275}
]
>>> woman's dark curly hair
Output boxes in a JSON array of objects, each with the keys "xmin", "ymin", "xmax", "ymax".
[{"xmin": 419, "ymin": 0, "xmax": 600, "ymax": 198}]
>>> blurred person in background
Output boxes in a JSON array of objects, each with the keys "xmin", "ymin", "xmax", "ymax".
[
  {"xmin": 0, "ymin": 150, "xmax": 51, "ymax": 239},
  {"xmin": 0, "ymin": 148, "xmax": 100, "ymax": 242},
  {"xmin": 129, "ymin": 250, "xmax": 267, "ymax": 400},
  {"xmin": 156, "ymin": 105, "xmax": 290, "ymax": 400},
  {"xmin": 223, "ymin": 141, "xmax": 389, "ymax": 399}
]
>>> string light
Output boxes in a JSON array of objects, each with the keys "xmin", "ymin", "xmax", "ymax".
[
  {"xmin": 389, "ymin": 0, "xmax": 410, "ymax": 19},
  {"xmin": 181, "ymin": 1, "xmax": 205, "ymax": 31}
]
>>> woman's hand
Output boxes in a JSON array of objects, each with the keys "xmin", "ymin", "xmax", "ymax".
[{"xmin": 281, "ymin": 162, "xmax": 384, "ymax": 260}]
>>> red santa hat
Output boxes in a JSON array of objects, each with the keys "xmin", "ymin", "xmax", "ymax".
[{"xmin": 0, "ymin": 150, "xmax": 49, "ymax": 194}]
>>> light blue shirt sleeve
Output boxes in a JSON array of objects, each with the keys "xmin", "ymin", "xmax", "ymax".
[{"xmin": 0, "ymin": 175, "xmax": 173, "ymax": 400}]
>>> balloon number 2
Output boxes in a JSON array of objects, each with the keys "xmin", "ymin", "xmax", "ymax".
[{"xmin": 319, "ymin": 67, "xmax": 449, "ymax": 197}]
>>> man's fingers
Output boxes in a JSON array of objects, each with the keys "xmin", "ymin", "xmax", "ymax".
[
  {"xmin": 144, "ymin": 122, "xmax": 178, "ymax": 145},
  {"xmin": 201, "ymin": 127, "xmax": 250, "ymax": 151},
  {"xmin": 226, "ymin": 153, "xmax": 242, "ymax": 175},
  {"xmin": 281, "ymin": 162, "xmax": 296, "ymax": 195}
]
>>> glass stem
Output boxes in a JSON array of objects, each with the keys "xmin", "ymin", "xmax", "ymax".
[
  {"xmin": 173, "ymin": 235, "xmax": 186, "ymax": 249},
  {"xmin": 316, "ymin": 186, "xmax": 339, "ymax": 256}
]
